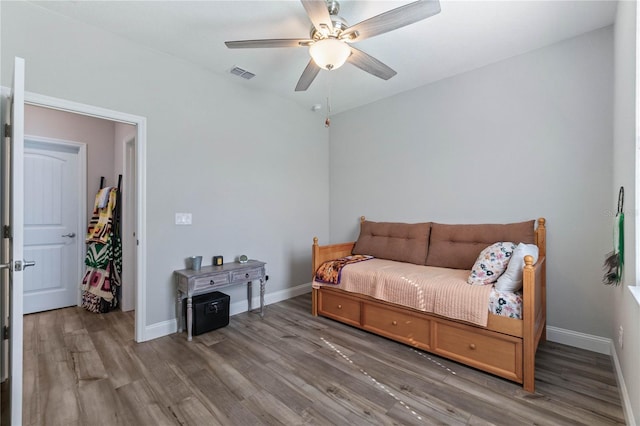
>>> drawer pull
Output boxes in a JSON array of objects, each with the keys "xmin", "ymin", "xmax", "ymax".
[
  {"xmin": 210, "ymin": 280, "xmax": 215, "ymax": 285},
  {"xmin": 469, "ymin": 343, "xmax": 476, "ymax": 350},
  {"xmin": 392, "ymin": 321, "xmax": 397, "ymax": 326},
  {"xmin": 337, "ymin": 304, "xmax": 342, "ymax": 309},
  {"xmin": 245, "ymin": 273, "xmax": 250, "ymax": 279}
]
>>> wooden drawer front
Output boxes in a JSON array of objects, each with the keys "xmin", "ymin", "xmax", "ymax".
[
  {"xmin": 319, "ymin": 291, "xmax": 361, "ymax": 327},
  {"xmin": 434, "ymin": 322, "xmax": 522, "ymax": 382},
  {"xmin": 363, "ymin": 304, "xmax": 430, "ymax": 349},
  {"xmin": 194, "ymin": 273, "xmax": 230, "ymax": 290},
  {"xmin": 231, "ymin": 268, "xmax": 262, "ymax": 283}
]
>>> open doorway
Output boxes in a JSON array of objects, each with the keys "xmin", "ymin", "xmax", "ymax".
[
  {"xmin": 21, "ymin": 91, "xmax": 147, "ymax": 343},
  {"xmin": 24, "ymin": 104, "xmax": 137, "ymax": 311}
]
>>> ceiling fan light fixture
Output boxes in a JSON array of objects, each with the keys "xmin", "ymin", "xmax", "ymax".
[{"xmin": 309, "ymin": 38, "xmax": 351, "ymax": 71}]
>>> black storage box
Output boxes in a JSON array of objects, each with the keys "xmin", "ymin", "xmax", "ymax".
[{"xmin": 183, "ymin": 291, "xmax": 230, "ymax": 336}]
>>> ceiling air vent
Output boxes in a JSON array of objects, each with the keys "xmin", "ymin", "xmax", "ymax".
[{"xmin": 230, "ymin": 66, "xmax": 255, "ymax": 80}]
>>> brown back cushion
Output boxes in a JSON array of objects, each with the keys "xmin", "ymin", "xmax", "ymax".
[
  {"xmin": 426, "ymin": 220, "xmax": 535, "ymax": 270},
  {"xmin": 352, "ymin": 221, "xmax": 432, "ymax": 265}
]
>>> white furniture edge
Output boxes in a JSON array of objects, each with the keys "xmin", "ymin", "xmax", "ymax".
[{"xmin": 629, "ymin": 285, "xmax": 640, "ymax": 306}]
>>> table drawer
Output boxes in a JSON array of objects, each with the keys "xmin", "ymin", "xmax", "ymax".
[
  {"xmin": 433, "ymin": 322, "xmax": 522, "ymax": 381},
  {"xmin": 318, "ymin": 291, "xmax": 361, "ymax": 327},
  {"xmin": 363, "ymin": 304, "xmax": 430, "ymax": 349},
  {"xmin": 231, "ymin": 268, "xmax": 263, "ymax": 283},
  {"xmin": 194, "ymin": 273, "xmax": 230, "ymax": 290}
]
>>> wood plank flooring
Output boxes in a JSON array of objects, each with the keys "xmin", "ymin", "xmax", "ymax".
[{"xmin": 23, "ymin": 293, "xmax": 625, "ymax": 425}]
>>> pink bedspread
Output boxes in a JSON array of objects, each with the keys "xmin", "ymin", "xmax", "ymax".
[{"xmin": 313, "ymin": 259, "xmax": 493, "ymax": 326}]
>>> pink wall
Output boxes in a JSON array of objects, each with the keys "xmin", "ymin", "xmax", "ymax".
[{"xmin": 24, "ymin": 104, "xmax": 117, "ymax": 218}]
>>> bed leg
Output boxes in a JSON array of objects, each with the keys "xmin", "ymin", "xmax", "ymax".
[
  {"xmin": 522, "ymin": 344, "xmax": 536, "ymax": 393},
  {"xmin": 311, "ymin": 288, "xmax": 318, "ymax": 316}
]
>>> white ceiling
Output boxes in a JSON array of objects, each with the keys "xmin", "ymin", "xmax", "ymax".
[{"xmin": 30, "ymin": 0, "xmax": 617, "ymax": 114}]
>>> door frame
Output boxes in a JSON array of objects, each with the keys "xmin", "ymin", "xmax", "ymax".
[
  {"xmin": 24, "ymin": 136, "xmax": 87, "ymax": 309},
  {"xmin": 6, "ymin": 89, "xmax": 149, "ymax": 343},
  {"xmin": 121, "ymin": 137, "xmax": 136, "ymax": 312}
]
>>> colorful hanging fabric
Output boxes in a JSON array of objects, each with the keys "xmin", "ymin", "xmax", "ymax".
[
  {"xmin": 82, "ymin": 185, "xmax": 122, "ymax": 313},
  {"xmin": 86, "ymin": 187, "xmax": 117, "ymax": 244}
]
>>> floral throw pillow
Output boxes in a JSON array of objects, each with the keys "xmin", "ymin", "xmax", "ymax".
[{"xmin": 467, "ymin": 242, "xmax": 518, "ymax": 286}]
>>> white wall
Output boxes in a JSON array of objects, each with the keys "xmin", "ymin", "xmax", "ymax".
[
  {"xmin": 329, "ymin": 27, "xmax": 615, "ymax": 338},
  {"xmin": 612, "ymin": 1, "xmax": 639, "ymax": 424},
  {"xmin": 0, "ymin": 1, "xmax": 330, "ymax": 327},
  {"xmin": 24, "ymin": 104, "xmax": 116, "ymax": 220}
]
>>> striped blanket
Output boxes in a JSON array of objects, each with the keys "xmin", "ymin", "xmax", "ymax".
[{"xmin": 86, "ymin": 187, "xmax": 117, "ymax": 244}]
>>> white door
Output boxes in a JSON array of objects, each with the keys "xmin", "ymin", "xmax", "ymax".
[
  {"xmin": 23, "ymin": 139, "xmax": 82, "ymax": 314},
  {"xmin": 1, "ymin": 56, "xmax": 29, "ymax": 426}
]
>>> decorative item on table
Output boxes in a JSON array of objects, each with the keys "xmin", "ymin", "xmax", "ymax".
[
  {"xmin": 213, "ymin": 255, "xmax": 224, "ymax": 266},
  {"xmin": 189, "ymin": 255, "xmax": 203, "ymax": 271},
  {"xmin": 238, "ymin": 254, "xmax": 248, "ymax": 264}
]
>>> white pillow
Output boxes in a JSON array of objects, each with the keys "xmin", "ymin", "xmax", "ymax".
[
  {"xmin": 467, "ymin": 242, "xmax": 517, "ymax": 286},
  {"xmin": 495, "ymin": 243, "xmax": 539, "ymax": 292}
]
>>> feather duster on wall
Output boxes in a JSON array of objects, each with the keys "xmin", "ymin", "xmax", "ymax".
[{"xmin": 603, "ymin": 187, "xmax": 624, "ymax": 286}]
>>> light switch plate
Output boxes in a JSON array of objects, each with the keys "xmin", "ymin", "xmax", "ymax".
[{"xmin": 175, "ymin": 213, "xmax": 192, "ymax": 225}]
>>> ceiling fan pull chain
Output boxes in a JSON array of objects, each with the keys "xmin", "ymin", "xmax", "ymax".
[
  {"xmin": 325, "ymin": 73, "xmax": 332, "ymax": 127},
  {"xmin": 325, "ymin": 97, "xmax": 331, "ymax": 127}
]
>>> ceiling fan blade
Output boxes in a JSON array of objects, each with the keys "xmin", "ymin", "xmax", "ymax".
[
  {"xmin": 347, "ymin": 47, "xmax": 397, "ymax": 81},
  {"xmin": 342, "ymin": 0, "xmax": 441, "ymax": 41},
  {"xmin": 300, "ymin": 0, "xmax": 333, "ymax": 35},
  {"xmin": 225, "ymin": 39, "xmax": 312, "ymax": 49},
  {"xmin": 295, "ymin": 60, "xmax": 321, "ymax": 91}
]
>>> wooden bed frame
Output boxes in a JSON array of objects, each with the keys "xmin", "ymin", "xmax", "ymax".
[{"xmin": 311, "ymin": 218, "xmax": 546, "ymax": 392}]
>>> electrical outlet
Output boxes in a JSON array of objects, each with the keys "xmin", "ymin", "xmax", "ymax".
[
  {"xmin": 175, "ymin": 213, "xmax": 192, "ymax": 225},
  {"xmin": 618, "ymin": 325, "xmax": 624, "ymax": 349}
]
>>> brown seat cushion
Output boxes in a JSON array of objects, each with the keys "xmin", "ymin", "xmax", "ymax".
[
  {"xmin": 352, "ymin": 221, "xmax": 432, "ymax": 265},
  {"xmin": 426, "ymin": 220, "xmax": 535, "ymax": 270}
]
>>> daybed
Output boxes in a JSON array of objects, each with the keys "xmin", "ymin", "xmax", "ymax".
[{"xmin": 311, "ymin": 217, "xmax": 546, "ymax": 392}]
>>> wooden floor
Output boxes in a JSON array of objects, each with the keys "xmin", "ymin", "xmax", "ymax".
[{"xmin": 23, "ymin": 293, "xmax": 625, "ymax": 425}]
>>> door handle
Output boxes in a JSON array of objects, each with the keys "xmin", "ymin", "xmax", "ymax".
[
  {"xmin": 61, "ymin": 233, "xmax": 76, "ymax": 238},
  {"xmin": 14, "ymin": 260, "xmax": 36, "ymax": 271}
]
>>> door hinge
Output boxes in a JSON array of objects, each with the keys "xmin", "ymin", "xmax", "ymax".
[
  {"xmin": 3, "ymin": 326, "xmax": 9, "ymax": 340},
  {"xmin": 3, "ymin": 124, "xmax": 10, "ymax": 136},
  {"xmin": 2, "ymin": 225, "xmax": 9, "ymax": 239}
]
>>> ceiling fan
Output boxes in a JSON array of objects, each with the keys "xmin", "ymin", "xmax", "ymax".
[{"xmin": 225, "ymin": 0, "xmax": 441, "ymax": 91}]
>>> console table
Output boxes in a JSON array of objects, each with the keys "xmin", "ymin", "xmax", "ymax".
[{"xmin": 174, "ymin": 260, "xmax": 266, "ymax": 341}]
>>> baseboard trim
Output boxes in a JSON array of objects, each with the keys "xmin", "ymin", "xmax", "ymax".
[
  {"xmin": 144, "ymin": 282, "xmax": 313, "ymax": 341},
  {"xmin": 546, "ymin": 326, "xmax": 611, "ymax": 355},
  {"xmin": 144, "ymin": 318, "xmax": 178, "ymax": 341},
  {"xmin": 229, "ymin": 281, "xmax": 312, "ymax": 316},
  {"xmin": 610, "ymin": 342, "xmax": 636, "ymax": 426}
]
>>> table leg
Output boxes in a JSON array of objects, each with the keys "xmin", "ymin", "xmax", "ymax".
[
  {"xmin": 177, "ymin": 290, "xmax": 183, "ymax": 333},
  {"xmin": 247, "ymin": 281, "xmax": 252, "ymax": 312},
  {"xmin": 260, "ymin": 278, "xmax": 265, "ymax": 318},
  {"xmin": 260, "ymin": 278, "xmax": 264, "ymax": 318},
  {"xmin": 186, "ymin": 296, "xmax": 193, "ymax": 342}
]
